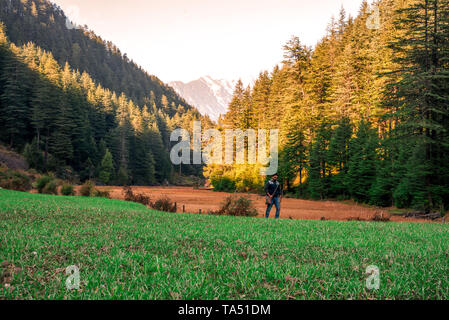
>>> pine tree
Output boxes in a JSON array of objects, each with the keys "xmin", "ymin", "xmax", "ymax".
[
  {"xmin": 251, "ymin": 71, "xmax": 272, "ymax": 129},
  {"xmin": 0, "ymin": 47, "xmax": 30, "ymax": 147},
  {"xmin": 327, "ymin": 117, "xmax": 352, "ymax": 197},
  {"xmin": 346, "ymin": 120, "xmax": 379, "ymax": 203},
  {"xmin": 98, "ymin": 149, "xmax": 115, "ymax": 185},
  {"xmin": 279, "ymin": 126, "xmax": 308, "ymax": 193},
  {"xmin": 385, "ymin": 0, "xmax": 449, "ymax": 211},
  {"xmin": 0, "ymin": 23, "xmax": 8, "ymax": 141},
  {"xmin": 307, "ymin": 122, "xmax": 332, "ymax": 200},
  {"xmin": 224, "ymin": 80, "xmax": 245, "ymax": 128},
  {"xmin": 116, "ymin": 166, "xmax": 129, "ymax": 186},
  {"xmin": 50, "ymin": 94, "xmax": 74, "ymax": 163},
  {"xmin": 369, "ymin": 137, "xmax": 396, "ymax": 207},
  {"xmin": 148, "ymin": 122, "xmax": 172, "ymax": 182},
  {"xmin": 81, "ymin": 157, "xmax": 95, "ymax": 181},
  {"xmin": 23, "ymin": 139, "xmax": 45, "ymax": 172}
]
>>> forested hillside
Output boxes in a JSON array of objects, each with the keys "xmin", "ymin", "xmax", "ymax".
[
  {"xmin": 0, "ymin": 0, "xmax": 212, "ymax": 185},
  {"xmin": 209, "ymin": 0, "xmax": 449, "ymax": 212},
  {"xmin": 0, "ymin": 0, "xmax": 187, "ymax": 111}
]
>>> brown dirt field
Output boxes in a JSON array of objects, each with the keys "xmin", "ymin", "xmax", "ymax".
[{"xmin": 95, "ymin": 186, "xmax": 431, "ymax": 223}]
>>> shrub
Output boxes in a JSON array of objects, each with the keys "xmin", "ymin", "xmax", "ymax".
[
  {"xmin": 234, "ymin": 165, "xmax": 265, "ymax": 193},
  {"xmin": 61, "ymin": 184, "xmax": 76, "ymax": 196},
  {"xmin": 80, "ymin": 180, "xmax": 96, "ymax": 197},
  {"xmin": 42, "ymin": 181, "xmax": 58, "ymax": 195},
  {"xmin": 212, "ymin": 196, "xmax": 258, "ymax": 217},
  {"xmin": 211, "ymin": 176, "xmax": 236, "ymax": 192},
  {"xmin": 151, "ymin": 196, "xmax": 176, "ymax": 212},
  {"xmin": 79, "ymin": 180, "xmax": 111, "ymax": 198},
  {"xmin": 0, "ymin": 169, "xmax": 32, "ymax": 192},
  {"xmin": 35, "ymin": 175, "xmax": 54, "ymax": 194},
  {"xmin": 95, "ymin": 189, "xmax": 111, "ymax": 199},
  {"xmin": 122, "ymin": 186, "xmax": 151, "ymax": 206}
]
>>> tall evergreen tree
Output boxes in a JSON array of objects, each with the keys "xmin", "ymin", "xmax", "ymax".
[
  {"xmin": 346, "ymin": 120, "xmax": 379, "ymax": 203},
  {"xmin": 327, "ymin": 117, "xmax": 352, "ymax": 197},
  {"xmin": 98, "ymin": 149, "xmax": 115, "ymax": 185},
  {"xmin": 307, "ymin": 122, "xmax": 332, "ymax": 200},
  {"xmin": 385, "ymin": 0, "xmax": 449, "ymax": 210},
  {"xmin": 0, "ymin": 46, "xmax": 30, "ymax": 147}
]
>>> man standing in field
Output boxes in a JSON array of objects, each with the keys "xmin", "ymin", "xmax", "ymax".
[{"xmin": 265, "ymin": 173, "xmax": 282, "ymax": 219}]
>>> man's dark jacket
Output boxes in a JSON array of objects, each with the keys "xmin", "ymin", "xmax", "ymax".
[{"xmin": 265, "ymin": 179, "xmax": 282, "ymax": 198}]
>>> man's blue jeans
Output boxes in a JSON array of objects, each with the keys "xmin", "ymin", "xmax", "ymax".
[{"xmin": 265, "ymin": 196, "xmax": 281, "ymax": 219}]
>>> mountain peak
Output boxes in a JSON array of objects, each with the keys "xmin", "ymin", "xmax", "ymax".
[{"xmin": 169, "ymin": 76, "xmax": 235, "ymax": 121}]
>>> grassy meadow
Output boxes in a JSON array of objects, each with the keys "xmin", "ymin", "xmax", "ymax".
[{"xmin": 0, "ymin": 189, "xmax": 448, "ymax": 300}]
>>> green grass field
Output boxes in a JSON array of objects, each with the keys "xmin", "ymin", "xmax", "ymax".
[{"xmin": 0, "ymin": 189, "xmax": 448, "ymax": 300}]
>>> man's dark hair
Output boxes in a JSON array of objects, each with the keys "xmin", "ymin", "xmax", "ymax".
[{"xmin": 273, "ymin": 173, "xmax": 279, "ymax": 177}]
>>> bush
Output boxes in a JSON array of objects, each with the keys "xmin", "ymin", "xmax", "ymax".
[
  {"xmin": 95, "ymin": 189, "xmax": 111, "ymax": 199},
  {"xmin": 211, "ymin": 196, "xmax": 258, "ymax": 217},
  {"xmin": 0, "ymin": 169, "xmax": 32, "ymax": 192},
  {"xmin": 80, "ymin": 180, "xmax": 96, "ymax": 197},
  {"xmin": 122, "ymin": 186, "xmax": 151, "ymax": 206},
  {"xmin": 211, "ymin": 176, "xmax": 236, "ymax": 192},
  {"xmin": 61, "ymin": 184, "xmax": 76, "ymax": 196},
  {"xmin": 208, "ymin": 165, "xmax": 264, "ymax": 193},
  {"xmin": 35, "ymin": 175, "xmax": 54, "ymax": 194},
  {"xmin": 42, "ymin": 181, "xmax": 58, "ymax": 195},
  {"xmin": 151, "ymin": 196, "xmax": 176, "ymax": 212}
]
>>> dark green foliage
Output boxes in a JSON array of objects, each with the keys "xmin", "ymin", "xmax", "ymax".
[
  {"xmin": 0, "ymin": 48, "xmax": 30, "ymax": 148},
  {"xmin": 60, "ymin": 183, "xmax": 75, "ymax": 196},
  {"xmin": 211, "ymin": 176, "xmax": 236, "ymax": 193},
  {"xmin": 346, "ymin": 121, "xmax": 378, "ymax": 203},
  {"xmin": 23, "ymin": 140, "xmax": 44, "ymax": 172},
  {"xmin": 279, "ymin": 127, "xmax": 307, "ymax": 192},
  {"xmin": 42, "ymin": 180, "xmax": 58, "ymax": 195},
  {"xmin": 369, "ymin": 157, "xmax": 394, "ymax": 207},
  {"xmin": 35, "ymin": 175, "xmax": 54, "ymax": 194},
  {"xmin": 383, "ymin": 0, "xmax": 449, "ymax": 211},
  {"xmin": 128, "ymin": 135, "xmax": 156, "ymax": 186},
  {"xmin": 98, "ymin": 149, "xmax": 114, "ymax": 185},
  {"xmin": 327, "ymin": 117, "xmax": 352, "ymax": 197},
  {"xmin": 307, "ymin": 122, "xmax": 332, "ymax": 200},
  {"xmin": 116, "ymin": 166, "xmax": 129, "ymax": 186},
  {"xmin": 80, "ymin": 158, "xmax": 95, "ymax": 182}
]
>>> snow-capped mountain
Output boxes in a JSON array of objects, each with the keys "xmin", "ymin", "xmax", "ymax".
[{"xmin": 169, "ymin": 76, "xmax": 235, "ymax": 121}]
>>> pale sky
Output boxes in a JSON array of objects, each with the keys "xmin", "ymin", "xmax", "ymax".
[{"xmin": 51, "ymin": 0, "xmax": 368, "ymax": 84}]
